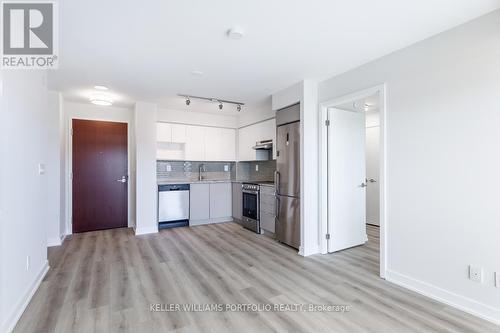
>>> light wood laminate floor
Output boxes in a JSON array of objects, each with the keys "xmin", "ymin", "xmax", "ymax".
[{"xmin": 14, "ymin": 223, "xmax": 499, "ymax": 332}]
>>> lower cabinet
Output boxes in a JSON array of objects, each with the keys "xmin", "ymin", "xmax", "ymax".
[
  {"xmin": 189, "ymin": 182, "xmax": 232, "ymax": 226},
  {"xmin": 209, "ymin": 183, "xmax": 232, "ymax": 218},
  {"xmin": 232, "ymin": 182, "xmax": 243, "ymax": 221},
  {"xmin": 189, "ymin": 184, "xmax": 210, "ymax": 221},
  {"xmin": 260, "ymin": 186, "xmax": 276, "ymax": 233}
]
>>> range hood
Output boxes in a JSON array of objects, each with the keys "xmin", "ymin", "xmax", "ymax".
[{"xmin": 252, "ymin": 139, "xmax": 273, "ymax": 150}]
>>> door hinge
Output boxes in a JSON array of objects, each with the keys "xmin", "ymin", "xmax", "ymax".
[
  {"xmin": 325, "ymin": 120, "xmax": 330, "ymax": 126},
  {"xmin": 326, "ymin": 233, "xmax": 330, "ymax": 240}
]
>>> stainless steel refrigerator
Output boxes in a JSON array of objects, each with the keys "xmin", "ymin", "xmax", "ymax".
[{"xmin": 275, "ymin": 103, "xmax": 300, "ymax": 249}]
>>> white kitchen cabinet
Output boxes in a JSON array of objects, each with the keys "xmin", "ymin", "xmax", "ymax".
[
  {"xmin": 157, "ymin": 123, "xmax": 172, "ymax": 142},
  {"xmin": 190, "ymin": 183, "xmax": 210, "ymax": 221},
  {"xmin": 171, "ymin": 124, "xmax": 186, "ymax": 143},
  {"xmin": 185, "ymin": 125, "xmax": 206, "ymax": 161},
  {"xmin": 204, "ymin": 127, "xmax": 236, "ymax": 161},
  {"xmin": 157, "ymin": 123, "xmax": 186, "ymax": 143},
  {"xmin": 220, "ymin": 128, "xmax": 236, "ymax": 161},
  {"xmin": 204, "ymin": 127, "xmax": 220, "ymax": 161},
  {"xmin": 237, "ymin": 118, "xmax": 276, "ymax": 161},
  {"xmin": 209, "ymin": 183, "xmax": 232, "ymax": 218}
]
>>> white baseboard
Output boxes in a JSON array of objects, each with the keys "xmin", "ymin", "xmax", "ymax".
[
  {"xmin": 47, "ymin": 233, "xmax": 66, "ymax": 247},
  {"xmin": 189, "ymin": 217, "xmax": 233, "ymax": 226},
  {"xmin": 302, "ymin": 244, "xmax": 320, "ymax": 257},
  {"xmin": 1, "ymin": 260, "xmax": 49, "ymax": 333},
  {"xmin": 135, "ymin": 226, "xmax": 158, "ymax": 235},
  {"xmin": 385, "ymin": 270, "xmax": 500, "ymax": 326}
]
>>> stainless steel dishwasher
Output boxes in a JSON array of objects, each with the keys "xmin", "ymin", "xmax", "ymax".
[{"xmin": 158, "ymin": 184, "xmax": 190, "ymax": 229}]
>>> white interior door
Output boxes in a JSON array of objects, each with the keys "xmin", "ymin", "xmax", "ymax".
[
  {"xmin": 366, "ymin": 125, "xmax": 380, "ymax": 226},
  {"xmin": 327, "ymin": 108, "xmax": 367, "ymax": 252}
]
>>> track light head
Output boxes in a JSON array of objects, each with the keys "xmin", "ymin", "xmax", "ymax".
[
  {"xmin": 185, "ymin": 97, "xmax": 191, "ymax": 106},
  {"xmin": 237, "ymin": 104, "xmax": 242, "ymax": 112},
  {"xmin": 219, "ymin": 102, "xmax": 223, "ymax": 110}
]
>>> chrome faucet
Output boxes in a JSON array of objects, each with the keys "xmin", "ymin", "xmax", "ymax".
[{"xmin": 198, "ymin": 163, "xmax": 206, "ymax": 181}]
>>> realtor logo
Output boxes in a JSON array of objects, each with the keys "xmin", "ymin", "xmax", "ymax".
[{"xmin": 1, "ymin": 1, "xmax": 58, "ymax": 68}]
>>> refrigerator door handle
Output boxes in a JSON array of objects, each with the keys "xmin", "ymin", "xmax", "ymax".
[
  {"xmin": 275, "ymin": 195, "xmax": 280, "ymax": 227},
  {"xmin": 274, "ymin": 170, "xmax": 280, "ymax": 196}
]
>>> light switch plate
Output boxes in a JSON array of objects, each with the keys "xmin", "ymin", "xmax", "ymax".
[
  {"xmin": 38, "ymin": 163, "xmax": 46, "ymax": 175},
  {"xmin": 469, "ymin": 265, "xmax": 483, "ymax": 283}
]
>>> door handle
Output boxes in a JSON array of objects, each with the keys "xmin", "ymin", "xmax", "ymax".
[
  {"xmin": 360, "ymin": 183, "xmax": 367, "ymax": 188},
  {"xmin": 117, "ymin": 176, "xmax": 127, "ymax": 183}
]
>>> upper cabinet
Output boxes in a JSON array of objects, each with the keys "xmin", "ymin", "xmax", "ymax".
[
  {"xmin": 205, "ymin": 127, "xmax": 236, "ymax": 162},
  {"xmin": 157, "ymin": 123, "xmax": 236, "ymax": 161},
  {"xmin": 157, "ymin": 123, "xmax": 186, "ymax": 143},
  {"xmin": 185, "ymin": 125, "xmax": 206, "ymax": 161},
  {"xmin": 238, "ymin": 118, "xmax": 276, "ymax": 161}
]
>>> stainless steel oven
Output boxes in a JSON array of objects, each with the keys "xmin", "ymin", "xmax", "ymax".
[{"xmin": 242, "ymin": 183, "xmax": 260, "ymax": 233}]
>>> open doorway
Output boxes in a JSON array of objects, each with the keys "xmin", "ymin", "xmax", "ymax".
[{"xmin": 319, "ymin": 85, "xmax": 386, "ymax": 278}]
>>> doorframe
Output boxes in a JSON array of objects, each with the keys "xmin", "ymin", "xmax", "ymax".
[
  {"xmin": 318, "ymin": 84, "xmax": 387, "ymax": 279},
  {"xmin": 66, "ymin": 117, "xmax": 132, "ymax": 234}
]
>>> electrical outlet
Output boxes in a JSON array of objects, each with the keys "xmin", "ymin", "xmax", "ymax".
[
  {"xmin": 166, "ymin": 164, "xmax": 172, "ymax": 172},
  {"xmin": 224, "ymin": 165, "xmax": 229, "ymax": 172},
  {"xmin": 26, "ymin": 256, "xmax": 30, "ymax": 271},
  {"xmin": 255, "ymin": 164, "xmax": 259, "ymax": 172},
  {"xmin": 495, "ymin": 272, "xmax": 500, "ymax": 288},
  {"xmin": 469, "ymin": 265, "xmax": 483, "ymax": 283}
]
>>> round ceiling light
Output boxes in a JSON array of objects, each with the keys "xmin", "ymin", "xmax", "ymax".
[
  {"xmin": 90, "ymin": 94, "xmax": 113, "ymax": 106},
  {"xmin": 190, "ymin": 70, "xmax": 204, "ymax": 76},
  {"xmin": 94, "ymin": 85, "xmax": 108, "ymax": 91},
  {"xmin": 227, "ymin": 27, "xmax": 244, "ymax": 40}
]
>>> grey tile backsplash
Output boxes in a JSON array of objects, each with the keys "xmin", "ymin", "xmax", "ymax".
[
  {"xmin": 235, "ymin": 160, "xmax": 276, "ymax": 182},
  {"xmin": 157, "ymin": 160, "xmax": 276, "ymax": 182}
]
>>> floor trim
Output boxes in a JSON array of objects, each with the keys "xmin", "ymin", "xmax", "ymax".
[
  {"xmin": 386, "ymin": 269, "xmax": 500, "ymax": 326},
  {"xmin": 2, "ymin": 260, "xmax": 49, "ymax": 333},
  {"xmin": 47, "ymin": 233, "xmax": 66, "ymax": 247},
  {"xmin": 134, "ymin": 226, "xmax": 158, "ymax": 235}
]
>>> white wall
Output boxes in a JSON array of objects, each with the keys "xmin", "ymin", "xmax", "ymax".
[
  {"xmin": 365, "ymin": 111, "xmax": 380, "ymax": 127},
  {"xmin": 46, "ymin": 92, "xmax": 64, "ymax": 246},
  {"xmin": 63, "ymin": 100, "xmax": 136, "ymax": 232},
  {"xmin": 237, "ymin": 98, "xmax": 274, "ymax": 128},
  {"xmin": 318, "ymin": 10, "xmax": 500, "ymax": 324},
  {"xmin": 158, "ymin": 107, "xmax": 238, "ymax": 128},
  {"xmin": 134, "ymin": 102, "xmax": 158, "ymax": 235},
  {"xmin": 0, "ymin": 71, "xmax": 49, "ymax": 333},
  {"xmin": 272, "ymin": 80, "xmax": 319, "ymax": 256}
]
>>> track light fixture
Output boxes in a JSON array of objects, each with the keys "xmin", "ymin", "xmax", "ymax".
[{"xmin": 178, "ymin": 94, "xmax": 244, "ymax": 111}]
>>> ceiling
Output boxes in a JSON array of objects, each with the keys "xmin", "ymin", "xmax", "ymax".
[{"xmin": 49, "ymin": 0, "xmax": 500, "ymax": 114}]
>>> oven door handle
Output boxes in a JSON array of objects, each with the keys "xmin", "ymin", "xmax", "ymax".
[{"xmin": 242, "ymin": 190, "xmax": 259, "ymax": 195}]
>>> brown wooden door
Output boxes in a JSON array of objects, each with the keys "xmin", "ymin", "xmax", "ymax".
[{"xmin": 72, "ymin": 119, "xmax": 128, "ymax": 233}]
